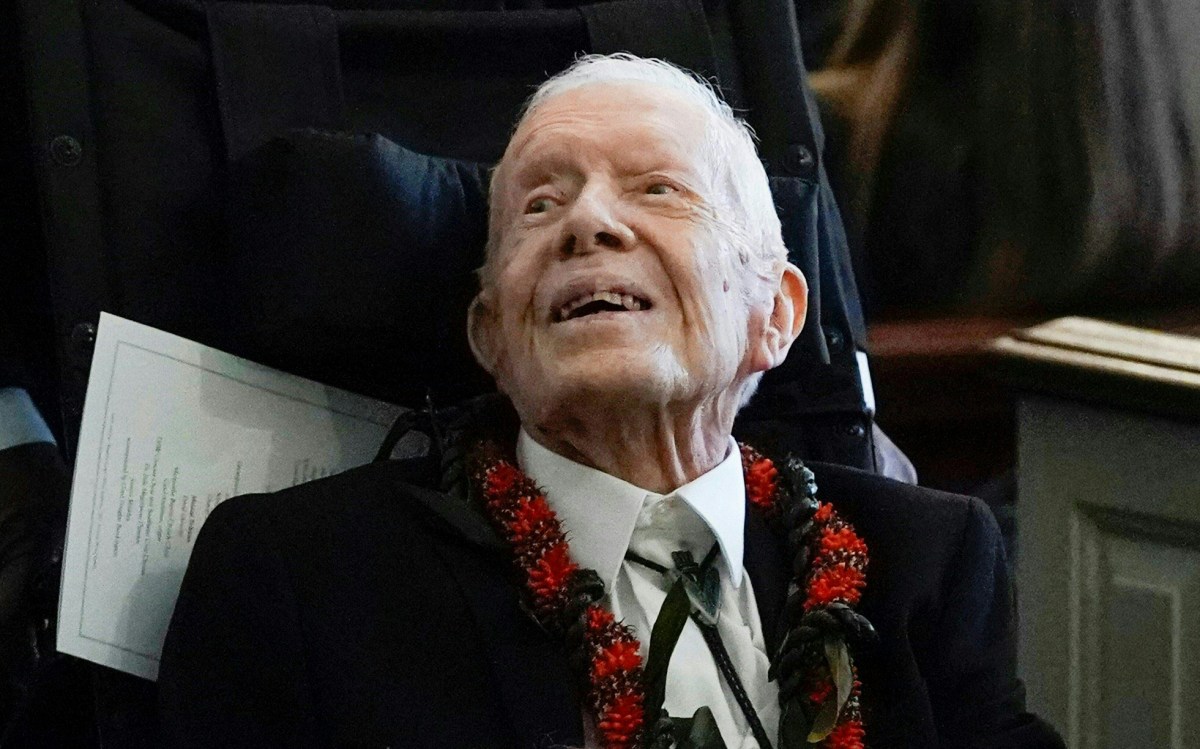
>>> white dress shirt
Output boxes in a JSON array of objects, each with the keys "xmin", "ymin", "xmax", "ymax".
[{"xmin": 518, "ymin": 431, "xmax": 780, "ymax": 749}]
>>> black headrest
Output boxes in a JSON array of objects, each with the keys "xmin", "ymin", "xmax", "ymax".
[{"xmin": 224, "ymin": 128, "xmax": 494, "ymax": 407}]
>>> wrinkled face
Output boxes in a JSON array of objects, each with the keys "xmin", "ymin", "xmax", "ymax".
[{"xmin": 469, "ymin": 83, "xmax": 774, "ymax": 421}]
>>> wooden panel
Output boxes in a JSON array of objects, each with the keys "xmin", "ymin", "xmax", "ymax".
[
  {"xmin": 1072, "ymin": 512, "xmax": 1200, "ymax": 748},
  {"xmin": 1017, "ymin": 396, "xmax": 1200, "ymax": 748},
  {"xmin": 1105, "ymin": 584, "xmax": 1172, "ymax": 748},
  {"xmin": 993, "ymin": 317, "xmax": 1200, "ymax": 422}
]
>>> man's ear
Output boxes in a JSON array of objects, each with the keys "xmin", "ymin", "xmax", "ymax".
[
  {"xmin": 467, "ymin": 292, "xmax": 500, "ymax": 376},
  {"xmin": 750, "ymin": 263, "xmax": 808, "ymax": 372}
]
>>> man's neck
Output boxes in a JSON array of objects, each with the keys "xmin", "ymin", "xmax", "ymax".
[{"xmin": 520, "ymin": 401, "xmax": 736, "ymax": 494}]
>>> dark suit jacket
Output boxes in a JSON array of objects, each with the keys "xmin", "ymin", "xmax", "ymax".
[{"xmin": 158, "ymin": 454, "xmax": 1063, "ymax": 749}]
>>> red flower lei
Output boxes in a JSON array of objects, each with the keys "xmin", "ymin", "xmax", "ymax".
[
  {"xmin": 741, "ymin": 445, "xmax": 868, "ymax": 748},
  {"xmin": 472, "ymin": 443, "xmax": 869, "ymax": 749}
]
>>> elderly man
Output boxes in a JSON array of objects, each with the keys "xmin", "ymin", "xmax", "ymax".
[{"xmin": 159, "ymin": 55, "xmax": 1061, "ymax": 749}]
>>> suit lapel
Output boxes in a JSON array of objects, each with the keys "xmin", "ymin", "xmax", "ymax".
[
  {"xmin": 398, "ymin": 477, "xmax": 584, "ymax": 748},
  {"xmin": 440, "ymin": 549, "xmax": 585, "ymax": 748},
  {"xmin": 742, "ymin": 499, "xmax": 791, "ymax": 657}
]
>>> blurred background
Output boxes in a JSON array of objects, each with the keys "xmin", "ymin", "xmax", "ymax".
[{"xmin": 799, "ymin": 0, "xmax": 1200, "ymax": 496}]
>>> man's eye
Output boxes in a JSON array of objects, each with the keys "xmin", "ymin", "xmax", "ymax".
[
  {"xmin": 526, "ymin": 197, "xmax": 555, "ymax": 214},
  {"xmin": 646, "ymin": 183, "xmax": 676, "ymax": 195}
]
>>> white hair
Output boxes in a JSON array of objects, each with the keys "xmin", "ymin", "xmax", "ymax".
[{"xmin": 486, "ymin": 54, "xmax": 790, "ymax": 407}]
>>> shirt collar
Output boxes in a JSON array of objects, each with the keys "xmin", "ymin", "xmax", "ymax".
[{"xmin": 516, "ymin": 430, "xmax": 746, "ymax": 589}]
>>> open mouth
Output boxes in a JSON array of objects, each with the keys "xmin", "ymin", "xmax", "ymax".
[{"xmin": 553, "ymin": 290, "xmax": 653, "ymax": 322}]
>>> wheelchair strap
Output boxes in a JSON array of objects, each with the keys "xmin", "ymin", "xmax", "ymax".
[{"xmin": 207, "ymin": 3, "xmax": 345, "ymax": 162}]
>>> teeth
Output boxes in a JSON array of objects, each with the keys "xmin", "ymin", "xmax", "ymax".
[
  {"xmin": 595, "ymin": 290, "xmax": 622, "ymax": 307},
  {"xmin": 557, "ymin": 290, "xmax": 646, "ymax": 320}
]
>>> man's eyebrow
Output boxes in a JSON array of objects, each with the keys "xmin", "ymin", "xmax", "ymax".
[
  {"xmin": 630, "ymin": 162, "xmax": 708, "ymax": 194},
  {"xmin": 507, "ymin": 156, "xmax": 572, "ymax": 190},
  {"xmin": 617, "ymin": 147, "xmax": 702, "ymax": 179}
]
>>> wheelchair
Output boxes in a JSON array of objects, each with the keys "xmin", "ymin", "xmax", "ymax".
[{"xmin": 6, "ymin": 1, "xmax": 887, "ymax": 743}]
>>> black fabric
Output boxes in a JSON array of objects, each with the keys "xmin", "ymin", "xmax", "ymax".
[
  {"xmin": 160, "ymin": 442, "xmax": 1064, "ymax": 748},
  {"xmin": 579, "ymin": 0, "xmax": 721, "ymax": 85},
  {"xmin": 0, "ymin": 0, "xmax": 49, "ymax": 399},
  {"xmin": 0, "ymin": 443, "xmax": 69, "ymax": 724},
  {"xmin": 224, "ymin": 129, "xmax": 492, "ymax": 405},
  {"xmin": 740, "ymin": 492, "xmax": 790, "ymax": 655},
  {"xmin": 1, "ymin": 661, "xmax": 159, "ymax": 749},
  {"xmin": 160, "ymin": 458, "xmax": 557, "ymax": 749},
  {"xmin": 207, "ymin": 3, "xmax": 345, "ymax": 161},
  {"xmin": 9, "ymin": 0, "xmax": 106, "ymax": 437},
  {"xmin": 725, "ymin": 0, "xmax": 823, "ymax": 173}
]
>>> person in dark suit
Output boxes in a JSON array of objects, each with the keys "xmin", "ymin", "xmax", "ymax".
[
  {"xmin": 0, "ymin": 20, "xmax": 73, "ymax": 718},
  {"xmin": 159, "ymin": 54, "xmax": 1062, "ymax": 749}
]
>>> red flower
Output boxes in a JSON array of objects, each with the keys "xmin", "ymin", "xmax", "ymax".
[
  {"xmin": 597, "ymin": 692, "xmax": 644, "ymax": 749},
  {"xmin": 824, "ymin": 719, "xmax": 865, "ymax": 749},
  {"xmin": 813, "ymin": 502, "xmax": 834, "ymax": 523},
  {"xmin": 820, "ymin": 527, "xmax": 868, "ymax": 558},
  {"xmin": 592, "ymin": 639, "xmax": 642, "ymax": 679},
  {"xmin": 505, "ymin": 496, "xmax": 555, "ymax": 543},
  {"xmin": 806, "ymin": 565, "xmax": 866, "ymax": 609},
  {"xmin": 486, "ymin": 463, "xmax": 521, "ymax": 498},
  {"xmin": 528, "ymin": 542, "xmax": 577, "ymax": 602},
  {"xmin": 587, "ymin": 605, "xmax": 615, "ymax": 633},
  {"xmin": 744, "ymin": 457, "xmax": 779, "ymax": 510}
]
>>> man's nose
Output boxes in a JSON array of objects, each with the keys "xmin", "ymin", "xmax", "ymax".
[{"xmin": 559, "ymin": 189, "xmax": 635, "ymax": 257}]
